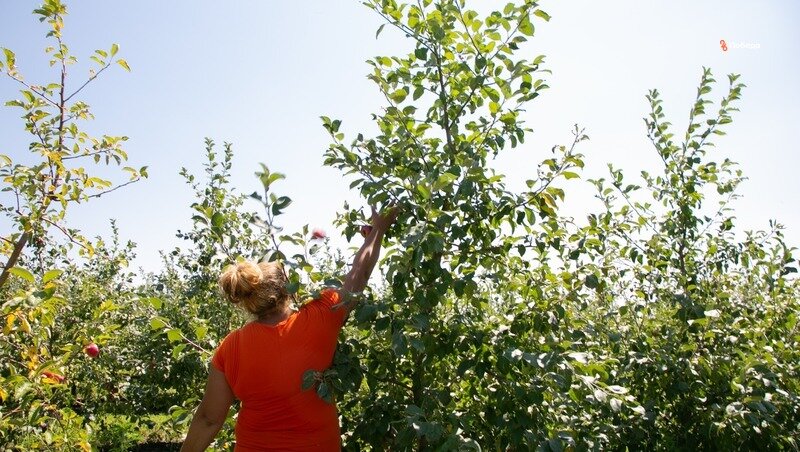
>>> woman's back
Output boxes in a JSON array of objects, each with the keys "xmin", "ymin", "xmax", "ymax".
[
  {"xmin": 212, "ymin": 289, "xmax": 346, "ymax": 451},
  {"xmin": 180, "ymin": 206, "xmax": 398, "ymax": 452}
]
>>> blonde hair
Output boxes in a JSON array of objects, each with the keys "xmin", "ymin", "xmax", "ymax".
[{"xmin": 219, "ymin": 260, "xmax": 290, "ymax": 318}]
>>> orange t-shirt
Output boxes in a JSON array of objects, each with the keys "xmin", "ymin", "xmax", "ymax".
[{"xmin": 211, "ymin": 289, "xmax": 347, "ymax": 451}]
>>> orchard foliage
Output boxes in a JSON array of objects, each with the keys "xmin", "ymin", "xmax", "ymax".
[
  {"xmin": 1, "ymin": 0, "xmax": 799, "ymax": 451},
  {"xmin": 0, "ymin": 0, "xmax": 147, "ymax": 449},
  {"xmin": 321, "ymin": 1, "xmax": 799, "ymax": 450},
  {"xmin": 0, "ymin": 0, "xmax": 144, "ymax": 271}
]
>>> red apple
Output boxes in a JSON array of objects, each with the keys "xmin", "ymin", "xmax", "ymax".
[
  {"xmin": 311, "ymin": 228, "xmax": 326, "ymax": 240},
  {"xmin": 84, "ymin": 343, "xmax": 100, "ymax": 358},
  {"xmin": 42, "ymin": 371, "xmax": 65, "ymax": 383},
  {"xmin": 360, "ymin": 225, "xmax": 373, "ymax": 237}
]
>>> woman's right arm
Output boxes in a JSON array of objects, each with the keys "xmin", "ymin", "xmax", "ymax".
[{"xmin": 180, "ymin": 367, "xmax": 234, "ymax": 452}]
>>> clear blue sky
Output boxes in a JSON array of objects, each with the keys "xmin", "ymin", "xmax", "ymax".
[{"xmin": 2, "ymin": 1, "xmax": 798, "ymax": 273}]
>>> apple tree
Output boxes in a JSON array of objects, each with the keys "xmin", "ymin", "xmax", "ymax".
[
  {"xmin": 0, "ymin": 0, "xmax": 146, "ymax": 447},
  {"xmin": 321, "ymin": 0, "xmax": 586, "ymax": 448}
]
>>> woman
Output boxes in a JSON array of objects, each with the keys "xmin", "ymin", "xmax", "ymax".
[{"xmin": 180, "ymin": 206, "xmax": 398, "ymax": 451}]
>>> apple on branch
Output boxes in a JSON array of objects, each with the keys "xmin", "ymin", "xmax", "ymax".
[{"xmin": 84, "ymin": 343, "xmax": 100, "ymax": 358}]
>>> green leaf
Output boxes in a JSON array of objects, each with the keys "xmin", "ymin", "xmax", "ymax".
[
  {"xmin": 302, "ymin": 369, "xmax": 318, "ymax": 390},
  {"xmin": 42, "ymin": 269, "xmax": 62, "ymax": 284},
  {"xmin": 434, "ymin": 172, "xmax": 458, "ymax": 190},
  {"xmin": 116, "ymin": 59, "xmax": 131, "ymax": 72},
  {"xmin": 389, "ymin": 88, "xmax": 408, "ymax": 103},
  {"xmin": 454, "ymin": 279, "xmax": 465, "ymax": 297},
  {"xmin": 316, "ymin": 381, "xmax": 332, "ymax": 403},
  {"xmin": 375, "ymin": 316, "xmax": 390, "ymax": 331},
  {"xmin": 110, "ymin": 43, "xmax": 119, "ymax": 57},
  {"xmin": 375, "ymin": 23, "xmax": 386, "ymax": 39},
  {"xmin": 166, "ymin": 328, "xmax": 182, "ymax": 343},
  {"xmin": 519, "ymin": 15, "xmax": 534, "ymax": 36},
  {"xmin": 285, "ymin": 281, "xmax": 300, "ymax": 294},
  {"xmin": 3, "ymin": 48, "xmax": 15, "ymax": 67},
  {"xmin": 149, "ymin": 318, "xmax": 166, "ymax": 330},
  {"xmin": 585, "ymin": 274, "xmax": 599, "ymax": 289},
  {"xmin": 211, "ymin": 212, "xmax": 225, "ymax": 229},
  {"xmin": 391, "ymin": 330, "xmax": 407, "ymax": 356},
  {"xmin": 272, "ymin": 196, "xmax": 292, "ymax": 215},
  {"xmin": 172, "ymin": 343, "xmax": 187, "ymax": 359},
  {"xmin": 548, "ymin": 439, "xmax": 563, "ymax": 452},
  {"xmin": 533, "ymin": 9, "xmax": 551, "ymax": 22},
  {"xmin": 9, "ymin": 267, "xmax": 34, "ymax": 283},
  {"xmin": 416, "ymin": 183, "xmax": 431, "ymax": 200},
  {"xmin": 266, "ymin": 172, "xmax": 285, "ymax": 187},
  {"xmin": 195, "ymin": 325, "xmax": 208, "ymax": 340},
  {"xmin": 148, "ymin": 297, "xmax": 163, "ymax": 309}
]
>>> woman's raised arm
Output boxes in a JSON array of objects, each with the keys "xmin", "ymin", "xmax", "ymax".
[{"xmin": 338, "ymin": 205, "xmax": 398, "ymax": 312}]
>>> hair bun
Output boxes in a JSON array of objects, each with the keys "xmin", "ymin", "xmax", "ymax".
[
  {"xmin": 219, "ymin": 261, "xmax": 263, "ymax": 303},
  {"xmin": 218, "ymin": 260, "xmax": 290, "ymax": 318}
]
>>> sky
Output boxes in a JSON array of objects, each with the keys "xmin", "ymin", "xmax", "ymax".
[{"xmin": 1, "ymin": 0, "xmax": 798, "ymax": 274}]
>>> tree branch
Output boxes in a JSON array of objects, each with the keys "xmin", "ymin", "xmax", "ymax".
[
  {"xmin": 0, "ymin": 232, "xmax": 30, "ymax": 289},
  {"xmin": 64, "ymin": 62, "xmax": 111, "ymax": 103},
  {"xmin": 6, "ymin": 75, "xmax": 60, "ymax": 108},
  {"xmin": 61, "ymin": 149, "xmax": 109, "ymax": 161},
  {"xmin": 85, "ymin": 178, "xmax": 140, "ymax": 199},
  {"xmin": 41, "ymin": 217, "xmax": 88, "ymax": 251}
]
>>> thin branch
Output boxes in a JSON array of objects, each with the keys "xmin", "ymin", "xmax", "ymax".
[
  {"xmin": 41, "ymin": 217, "xmax": 88, "ymax": 251},
  {"xmin": 452, "ymin": 82, "xmax": 481, "ymax": 125},
  {"xmin": 379, "ymin": 92, "xmax": 432, "ymax": 174},
  {"xmin": 178, "ymin": 330, "xmax": 209, "ymax": 354},
  {"xmin": 610, "ymin": 181, "xmax": 659, "ymax": 235},
  {"xmin": 50, "ymin": 29, "xmax": 67, "ymax": 194},
  {"xmin": 156, "ymin": 315, "xmax": 209, "ymax": 354},
  {"xmin": 6, "ymin": 75, "xmax": 60, "ymax": 108},
  {"xmin": 85, "ymin": 178, "xmax": 140, "ymax": 199},
  {"xmin": 509, "ymin": 126, "xmax": 584, "ymax": 213},
  {"xmin": 432, "ymin": 45, "xmax": 454, "ymax": 156},
  {"xmin": 694, "ymin": 192, "xmax": 737, "ymax": 244},
  {"xmin": 14, "ymin": 188, "xmax": 21, "ymax": 212},
  {"xmin": 64, "ymin": 62, "xmax": 111, "ymax": 103},
  {"xmin": 61, "ymin": 149, "xmax": 108, "ymax": 161},
  {"xmin": 371, "ymin": 7, "xmax": 434, "ymax": 53},
  {"xmin": 261, "ymin": 185, "xmax": 300, "ymax": 305},
  {"xmin": 454, "ymin": 1, "xmax": 484, "ymax": 61},
  {"xmin": 487, "ymin": 4, "xmax": 532, "ymax": 63},
  {"xmin": 30, "ymin": 119, "xmax": 50, "ymax": 148},
  {"xmin": 468, "ymin": 98, "xmax": 512, "ymax": 148},
  {"xmin": 362, "ymin": 169, "xmax": 404, "ymax": 206}
]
